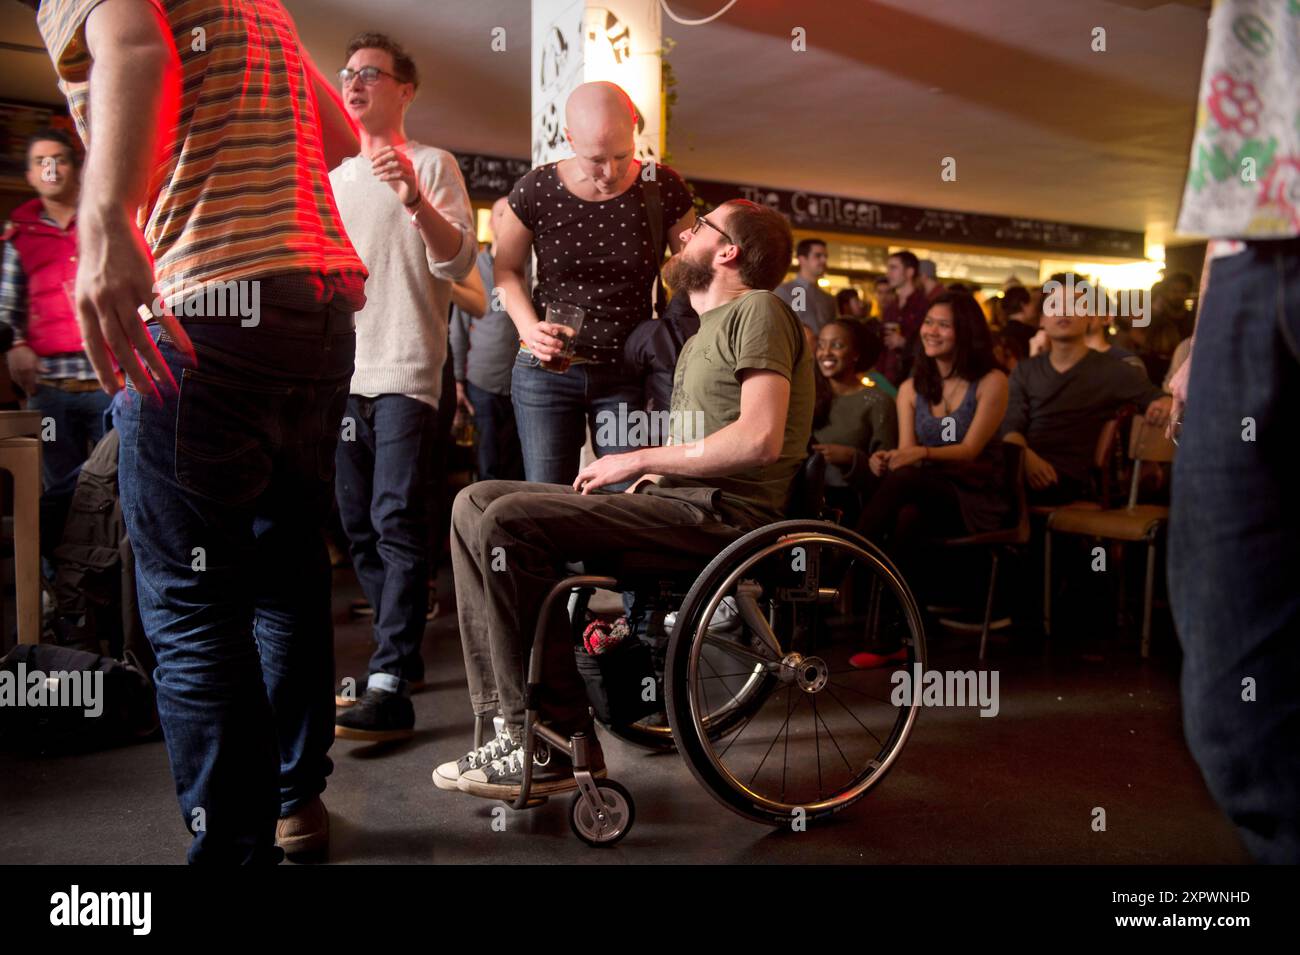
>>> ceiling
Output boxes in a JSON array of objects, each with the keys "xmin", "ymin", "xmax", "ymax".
[{"xmin": 0, "ymin": 0, "xmax": 1211, "ymax": 247}]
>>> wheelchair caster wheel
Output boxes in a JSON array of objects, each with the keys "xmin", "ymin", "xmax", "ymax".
[{"xmin": 568, "ymin": 780, "xmax": 634, "ymax": 847}]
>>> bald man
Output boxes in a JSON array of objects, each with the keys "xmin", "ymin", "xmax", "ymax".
[
  {"xmin": 494, "ymin": 80, "xmax": 696, "ymax": 486},
  {"xmin": 449, "ymin": 197, "xmax": 526, "ymax": 481}
]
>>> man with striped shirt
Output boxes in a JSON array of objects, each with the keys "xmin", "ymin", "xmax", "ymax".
[{"xmin": 30, "ymin": 0, "xmax": 367, "ymax": 864}]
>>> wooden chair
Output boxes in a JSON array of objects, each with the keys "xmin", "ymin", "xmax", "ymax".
[
  {"xmin": 1044, "ymin": 417, "xmax": 1175, "ymax": 658},
  {"xmin": 0, "ymin": 410, "xmax": 43, "ymax": 646},
  {"xmin": 937, "ymin": 442, "xmax": 1030, "ymax": 660},
  {"xmin": 1038, "ymin": 409, "xmax": 1131, "ymax": 633}
]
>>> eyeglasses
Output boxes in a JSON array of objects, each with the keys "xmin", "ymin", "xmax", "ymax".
[
  {"xmin": 692, "ymin": 215, "xmax": 736, "ymax": 245},
  {"xmin": 338, "ymin": 66, "xmax": 399, "ymax": 87}
]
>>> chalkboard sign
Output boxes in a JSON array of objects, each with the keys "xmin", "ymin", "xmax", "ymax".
[
  {"xmin": 455, "ymin": 152, "xmax": 532, "ymax": 200},
  {"xmin": 689, "ymin": 179, "xmax": 1145, "ymax": 259}
]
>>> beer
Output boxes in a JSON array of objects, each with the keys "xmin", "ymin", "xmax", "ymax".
[{"xmin": 540, "ymin": 303, "xmax": 584, "ymax": 374}]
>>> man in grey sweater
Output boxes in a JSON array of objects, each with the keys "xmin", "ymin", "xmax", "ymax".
[{"xmin": 329, "ymin": 33, "xmax": 478, "ymax": 741}]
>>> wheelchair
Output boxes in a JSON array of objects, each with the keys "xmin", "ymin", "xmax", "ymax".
[{"xmin": 474, "ymin": 454, "xmax": 928, "ymax": 846}]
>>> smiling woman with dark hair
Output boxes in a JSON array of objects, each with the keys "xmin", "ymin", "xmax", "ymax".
[
  {"xmin": 850, "ymin": 293, "xmax": 1010, "ymax": 665},
  {"xmin": 811, "ymin": 319, "xmax": 898, "ymax": 521}
]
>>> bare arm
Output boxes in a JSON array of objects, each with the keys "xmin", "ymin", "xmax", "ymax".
[
  {"xmin": 895, "ymin": 379, "xmax": 917, "ymax": 450},
  {"xmin": 303, "ymin": 50, "xmax": 358, "ymax": 169},
  {"xmin": 924, "ymin": 370, "xmax": 1009, "ymax": 463},
  {"xmin": 574, "ymin": 369, "xmax": 791, "ymax": 492},
  {"xmin": 74, "ymin": 0, "xmax": 191, "ymax": 395},
  {"xmin": 493, "ymin": 203, "xmax": 540, "ymax": 337},
  {"xmin": 449, "ymin": 259, "xmax": 487, "ymax": 318}
]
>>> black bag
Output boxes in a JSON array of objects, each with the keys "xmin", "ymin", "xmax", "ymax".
[
  {"xmin": 0, "ymin": 644, "xmax": 158, "ymax": 753},
  {"xmin": 574, "ymin": 639, "xmax": 660, "ymax": 726},
  {"xmin": 49, "ymin": 429, "xmax": 154, "ymax": 677}
]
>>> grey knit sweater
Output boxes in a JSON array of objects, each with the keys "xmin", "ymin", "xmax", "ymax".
[{"xmin": 329, "ymin": 142, "xmax": 477, "ymax": 402}]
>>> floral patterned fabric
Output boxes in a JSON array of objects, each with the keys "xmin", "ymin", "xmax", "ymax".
[{"xmin": 1177, "ymin": 0, "xmax": 1300, "ymax": 238}]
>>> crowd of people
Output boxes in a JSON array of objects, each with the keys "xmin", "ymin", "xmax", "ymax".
[{"xmin": 3, "ymin": 0, "xmax": 1293, "ymax": 868}]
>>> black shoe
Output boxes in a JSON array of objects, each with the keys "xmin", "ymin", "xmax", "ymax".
[
  {"xmin": 457, "ymin": 734, "xmax": 606, "ymax": 799},
  {"xmin": 334, "ymin": 688, "xmax": 415, "ymax": 742}
]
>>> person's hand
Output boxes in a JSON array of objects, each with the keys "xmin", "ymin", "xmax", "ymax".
[
  {"xmin": 1028, "ymin": 328, "xmax": 1049, "ymax": 357},
  {"xmin": 75, "ymin": 206, "xmax": 193, "ymax": 397},
  {"xmin": 371, "ymin": 145, "xmax": 419, "ymax": 207},
  {"xmin": 884, "ymin": 328, "xmax": 905, "ymax": 351},
  {"xmin": 1145, "ymin": 395, "xmax": 1172, "ymax": 428},
  {"xmin": 454, "ymin": 381, "xmax": 475, "ymax": 417},
  {"xmin": 5, "ymin": 344, "xmax": 41, "ymax": 396},
  {"xmin": 523, "ymin": 321, "xmax": 572, "ymax": 362},
  {"xmin": 811, "ymin": 443, "xmax": 856, "ymax": 468},
  {"xmin": 573, "ymin": 451, "xmax": 645, "ymax": 494},
  {"xmin": 1024, "ymin": 447, "xmax": 1058, "ymax": 490},
  {"xmin": 868, "ymin": 450, "xmax": 890, "ymax": 477},
  {"xmin": 1165, "ymin": 352, "xmax": 1190, "ymax": 440},
  {"xmin": 886, "ymin": 445, "xmax": 927, "ymax": 470}
]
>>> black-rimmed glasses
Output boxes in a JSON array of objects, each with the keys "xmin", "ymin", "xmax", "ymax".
[
  {"xmin": 338, "ymin": 66, "xmax": 399, "ymax": 87},
  {"xmin": 692, "ymin": 215, "xmax": 736, "ymax": 245}
]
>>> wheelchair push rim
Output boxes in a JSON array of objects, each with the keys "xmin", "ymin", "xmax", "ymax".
[{"xmin": 666, "ymin": 522, "xmax": 927, "ymax": 826}]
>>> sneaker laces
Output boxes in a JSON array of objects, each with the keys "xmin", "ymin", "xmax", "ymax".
[{"xmin": 464, "ymin": 731, "xmax": 514, "ymax": 768}]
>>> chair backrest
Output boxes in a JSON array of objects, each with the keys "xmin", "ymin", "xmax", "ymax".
[
  {"xmin": 786, "ymin": 451, "xmax": 827, "ymax": 519},
  {"xmin": 1125, "ymin": 416, "xmax": 1177, "ymax": 507}
]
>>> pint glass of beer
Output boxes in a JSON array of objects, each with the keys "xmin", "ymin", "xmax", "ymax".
[{"xmin": 541, "ymin": 303, "xmax": 584, "ymax": 373}]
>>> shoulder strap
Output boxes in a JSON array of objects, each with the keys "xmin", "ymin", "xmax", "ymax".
[{"xmin": 642, "ymin": 170, "xmax": 668, "ymax": 319}]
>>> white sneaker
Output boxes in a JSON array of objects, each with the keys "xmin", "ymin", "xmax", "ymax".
[
  {"xmin": 664, "ymin": 596, "xmax": 741, "ymax": 636},
  {"xmin": 432, "ymin": 717, "xmax": 515, "ymax": 791}
]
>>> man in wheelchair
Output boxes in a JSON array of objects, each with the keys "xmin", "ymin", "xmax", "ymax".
[{"xmin": 433, "ymin": 199, "xmax": 816, "ymax": 799}]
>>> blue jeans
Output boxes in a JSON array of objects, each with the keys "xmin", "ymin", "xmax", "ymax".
[
  {"xmin": 510, "ymin": 348, "xmax": 646, "ymax": 486},
  {"xmin": 28, "ymin": 383, "xmax": 112, "ymax": 498},
  {"xmin": 29, "ymin": 383, "xmax": 112, "ymax": 564},
  {"xmin": 335, "ymin": 394, "xmax": 434, "ymax": 689},
  {"xmin": 115, "ymin": 310, "xmax": 354, "ymax": 864},
  {"xmin": 1169, "ymin": 239, "xmax": 1300, "ymax": 864},
  {"xmin": 466, "ymin": 381, "xmax": 522, "ymax": 482}
]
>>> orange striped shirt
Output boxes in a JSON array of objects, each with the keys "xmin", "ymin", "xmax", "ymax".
[{"xmin": 38, "ymin": 0, "xmax": 366, "ymax": 311}]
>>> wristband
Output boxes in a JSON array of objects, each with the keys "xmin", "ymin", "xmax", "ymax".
[{"xmin": 404, "ymin": 192, "xmax": 423, "ymax": 210}]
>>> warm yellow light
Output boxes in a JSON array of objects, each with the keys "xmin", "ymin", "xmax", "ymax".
[
  {"xmin": 475, "ymin": 207, "xmax": 492, "ymax": 244},
  {"xmin": 817, "ymin": 278, "xmax": 831, "ymax": 288}
]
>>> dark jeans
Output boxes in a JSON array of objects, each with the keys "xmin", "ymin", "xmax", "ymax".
[
  {"xmin": 29, "ymin": 383, "xmax": 112, "ymax": 498},
  {"xmin": 115, "ymin": 309, "xmax": 354, "ymax": 865},
  {"xmin": 29, "ymin": 384, "xmax": 112, "ymax": 560},
  {"xmin": 466, "ymin": 381, "xmax": 523, "ymax": 481},
  {"xmin": 510, "ymin": 349, "xmax": 645, "ymax": 486},
  {"xmin": 450, "ymin": 480, "xmax": 744, "ymax": 735},
  {"xmin": 1169, "ymin": 239, "xmax": 1300, "ymax": 864},
  {"xmin": 335, "ymin": 394, "xmax": 435, "ymax": 688}
]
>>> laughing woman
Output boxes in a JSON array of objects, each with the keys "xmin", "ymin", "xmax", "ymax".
[
  {"xmin": 810, "ymin": 319, "xmax": 898, "ymax": 522},
  {"xmin": 855, "ymin": 293, "xmax": 1009, "ymax": 654}
]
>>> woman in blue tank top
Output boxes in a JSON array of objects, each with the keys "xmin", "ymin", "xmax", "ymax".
[{"xmin": 852, "ymin": 292, "xmax": 1010, "ymax": 666}]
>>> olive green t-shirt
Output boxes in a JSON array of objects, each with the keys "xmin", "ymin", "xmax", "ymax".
[{"xmin": 659, "ymin": 289, "xmax": 815, "ymax": 529}]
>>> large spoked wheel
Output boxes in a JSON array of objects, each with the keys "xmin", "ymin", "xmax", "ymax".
[
  {"xmin": 597, "ymin": 601, "xmax": 778, "ymax": 754},
  {"xmin": 665, "ymin": 521, "xmax": 927, "ymax": 827},
  {"xmin": 568, "ymin": 780, "xmax": 635, "ymax": 847}
]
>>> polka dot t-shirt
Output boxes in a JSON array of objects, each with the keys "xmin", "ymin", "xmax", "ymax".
[{"xmin": 509, "ymin": 161, "xmax": 694, "ymax": 364}]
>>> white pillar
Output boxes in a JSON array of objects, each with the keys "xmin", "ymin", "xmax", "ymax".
[{"xmin": 531, "ymin": 0, "xmax": 663, "ymax": 168}]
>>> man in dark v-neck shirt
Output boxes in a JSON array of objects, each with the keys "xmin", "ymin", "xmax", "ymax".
[{"xmin": 1002, "ymin": 276, "xmax": 1171, "ymax": 503}]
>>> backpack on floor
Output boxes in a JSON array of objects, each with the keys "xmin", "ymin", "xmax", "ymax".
[
  {"xmin": 0, "ymin": 643, "xmax": 158, "ymax": 754},
  {"xmin": 49, "ymin": 428, "xmax": 155, "ymax": 679}
]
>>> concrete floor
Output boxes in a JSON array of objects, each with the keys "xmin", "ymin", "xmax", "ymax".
[{"xmin": 0, "ymin": 563, "xmax": 1249, "ymax": 865}]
